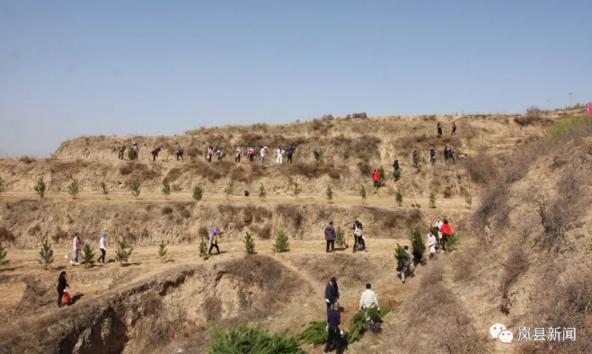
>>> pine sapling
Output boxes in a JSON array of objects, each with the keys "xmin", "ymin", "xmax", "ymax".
[
  {"xmin": 34, "ymin": 178, "xmax": 46, "ymax": 198},
  {"xmin": 393, "ymin": 169, "xmax": 401, "ymax": 181},
  {"xmin": 158, "ymin": 240, "xmax": 168, "ymax": 261},
  {"xmin": 335, "ymin": 227, "xmax": 346, "ymax": 249},
  {"xmin": 162, "ymin": 179, "xmax": 171, "ymax": 196},
  {"xmin": 326, "ymin": 185, "xmax": 334, "ymax": 201},
  {"xmin": 199, "ymin": 238, "xmax": 207, "ymax": 258},
  {"xmin": 359, "ymin": 185, "xmax": 367, "ymax": 201},
  {"xmin": 244, "ymin": 232, "xmax": 255, "ymax": 255},
  {"xmin": 38, "ymin": 238, "xmax": 54, "ymax": 269},
  {"xmin": 100, "ymin": 182, "xmax": 109, "ymax": 195},
  {"xmin": 193, "ymin": 185, "xmax": 203, "ymax": 201},
  {"xmin": 0, "ymin": 242, "xmax": 8, "ymax": 266},
  {"xmin": 127, "ymin": 147, "xmax": 138, "ymax": 160},
  {"xmin": 80, "ymin": 243, "xmax": 95, "ymax": 267},
  {"xmin": 409, "ymin": 228, "xmax": 425, "ymax": 264},
  {"xmin": 464, "ymin": 190, "xmax": 472, "ymax": 208},
  {"xmin": 273, "ymin": 231, "xmax": 289, "ymax": 253},
  {"xmin": 224, "ymin": 181, "xmax": 235, "ymax": 200},
  {"xmin": 395, "ymin": 189, "xmax": 403, "ymax": 207},
  {"xmin": 68, "ymin": 179, "xmax": 79, "ymax": 199},
  {"xmin": 258, "ymin": 183, "xmax": 266, "ymax": 199},
  {"xmin": 114, "ymin": 238, "xmax": 133, "ymax": 265},
  {"xmin": 378, "ymin": 166, "xmax": 386, "ymax": 186},
  {"xmin": 130, "ymin": 179, "xmax": 141, "ymax": 197}
]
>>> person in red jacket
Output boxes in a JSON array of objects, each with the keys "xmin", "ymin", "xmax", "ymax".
[
  {"xmin": 439, "ymin": 219, "xmax": 453, "ymax": 251},
  {"xmin": 371, "ymin": 169, "xmax": 380, "ymax": 189}
]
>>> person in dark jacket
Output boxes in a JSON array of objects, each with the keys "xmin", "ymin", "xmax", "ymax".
[
  {"xmin": 57, "ymin": 271, "xmax": 69, "ymax": 307},
  {"xmin": 392, "ymin": 159, "xmax": 400, "ymax": 172},
  {"xmin": 437, "ymin": 122, "xmax": 443, "ymax": 137},
  {"xmin": 324, "ymin": 277, "xmax": 339, "ymax": 309},
  {"xmin": 324, "ymin": 302, "xmax": 343, "ymax": 354},
  {"xmin": 286, "ymin": 147, "xmax": 295, "ymax": 164},
  {"xmin": 325, "ymin": 221, "xmax": 336, "ymax": 253}
]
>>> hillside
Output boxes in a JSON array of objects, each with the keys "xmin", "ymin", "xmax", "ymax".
[{"xmin": 0, "ymin": 107, "xmax": 589, "ymax": 354}]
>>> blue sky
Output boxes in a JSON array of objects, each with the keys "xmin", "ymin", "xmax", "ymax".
[{"xmin": 0, "ymin": 0, "xmax": 590, "ymax": 157}]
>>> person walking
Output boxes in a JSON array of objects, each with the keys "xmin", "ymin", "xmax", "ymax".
[
  {"xmin": 437, "ymin": 122, "xmax": 443, "ymax": 137},
  {"xmin": 325, "ymin": 221, "xmax": 336, "ymax": 253},
  {"xmin": 57, "ymin": 271, "xmax": 69, "ymax": 307},
  {"xmin": 72, "ymin": 233, "xmax": 81, "ymax": 264},
  {"xmin": 118, "ymin": 145, "xmax": 126, "ymax": 160},
  {"xmin": 260, "ymin": 146, "xmax": 267, "ymax": 165},
  {"xmin": 175, "ymin": 146, "xmax": 184, "ymax": 161},
  {"xmin": 371, "ymin": 169, "xmax": 380, "ymax": 189},
  {"xmin": 392, "ymin": 159, "xmax": 400, "ymax": 173},
  {"xmin": 275, "ymin": 147, "xmax": 283, "ymax": 164},
  {"xmin": 207, "ymin": 145, "xmax": 213, "ymax": 162},
  {"xmin": 286, "ymin": 146, "xmax": 295, "ymax": 164},
  {"xmin": 324, "ymin": 277, "xmax": 340, "ymax": 309},
  {"xmin": 208, "ymin": 226, "xmax": 220, "ymax": 255},
  {"xmin": 427, "ymin": 231, "xmax": 437, "ymax": 260},
  {"xmin": 358, "ymin": 283, "xmax": 379, "ymax": 310},
  {"xmin": 97, "ymin": 231, "xmax": 108, "ymax": 264},
  {"xmin": 400, "ymin": 246, "xmax": 411, "ymax": 283},
  {"xmin": 439, "ymin": 219, "xmax": 453, "ymax": 251},
  {"xmin": 234, "ymin": 146, "xmax": 242, "ymax": 163},
  {"xmin": 352, "ymin": 220, "xmax": 363, "ymax": 253},
  {"xmin": 324, "ymin": 302, "xmax": 343, "ymax": 354},
  {"xmin": 247, "ymin": 146, "xmax": 255, "ymax": 161},
  {"xmin": 451, "ymin": 121, "xmax": 457, "ymax": 136}
]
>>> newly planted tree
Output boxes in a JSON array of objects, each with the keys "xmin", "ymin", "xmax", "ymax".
[
  {"xmin": 199, "ymin": 238, "xmax": 207, "ymax": 258},
  {"xmin": 193, "ymin": 185, "xmax": 203, "ymax": 201},
  {"xmin": 378, "ymin": 166, "xmax": 386, "ymax": 186},
  {"xmin": 393, "ymin": 169, "xmax": 401, "ymax": 181},
  {"xmin": 291, "ymin": 179, "xmax": 302, "ymax": 197},
  {"xmin": 395, "ymin": 189, "xmax": 403, "ymax": 207},
  {"xmin": 335, "ymin": 227, "xmax": 346, "ymax": 249},
  {"xmin": 326, "ymin": 185, "xmax": 334, "ymax": 201},
  {"xmin": 224, "ymin": 181, "xmax": 235, "ymax": 199},
  {"xmin": 38, "ymin": 238, "xmax": 54, "ymax": 269},
  {"xmin": 114, "ymin": 238, "xmax": 133, "ymax": 265},
  {"xmin": 80, "ymin": 243, "xmax": 95, "ymax": 267},
  {"xmin": 130, "ymin": 179, "xmax": 141, "ymax": 197},
  {"xmin": 409, "ymin": 228, "xmax": 425, "ymax": 265},
  {"xmin": 359, "ymin": 185, "xmax": 367, "ymax": 201},
  {"xmin": 100, "ymin": 182, "xmax": 109, "ymax": 195},
  {"xmin": 448, "ymin": 233, "xmax": 460, "ymax": 251},
  {"xmin": 244, "ymin": 232, "xmax": 255, "ymax": 255},
  {"xmin": 464, "ymin": 190, "xmax": 472, "ymax": 208},
  {"xmin": 258, "ymin": 183, "xmax": 266, "ymax": 199},
  {"xmin": 68, "ymin": 179, "xmax": 79, "ymax": 199},
  {"xmin": 0, "ymin": 242, "xmax": 8, "ymax": 266},
  {"xmin": 34, "ymin": 178, "xmax": 46, "ymax": 198},
  {"xmin": 127, "ymin": 147, "xmax": 138, "ymax": 160},
  {"xmin": 273, "ymin": 231, "xmax": 289, "ymax": 252},
  {"xmin": 158, "ymin": 240, "xmax": 168, "ymax": 261},
  {"xmin": 162, "ymin": 180, "xmax": 171, "ymax": 196}
]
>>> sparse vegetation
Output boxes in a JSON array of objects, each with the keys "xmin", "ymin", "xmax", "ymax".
[
  {"xmin": 447, "ymin": 233, "xmax": 459, "ymax": 251},
  {"xmin": 162, "ymin": 180, "xmax": 171, "ymax": 196},
  {"xmin": 67, "ymin": 179, "xmax": 79, "ymax": 199},
  {"xmin": 193, "ymin": 185, "xmax": 203, "ymax": 201},
  {"xmin": 209, "ymin": 324, "xmax": 304, "ymax": 354},
  {"xmin": 224, "ymin": 181, "xmax": 235, "ymax": 199},
  {"xmin": 464, "ymin": 190, "xmax": 472, "ymax": 208},
  {"xmin": 378, "ymin": 166, "xmax": 386, "ymax": 186},
  {"xmin": 393, "ymin": 169, "xmax": 401, "ymax": 181},
  {"xmin": 199, "ymin": 238, "xmax": 207, "ymax": 258},
  {"xmin": 291, "ymin": 179, "xmax": 302, "ymax": 196},
  {"xmin": 244, "ymin": 232, "xmax": 255, "ymax": 255},
  {"xmin": 130, "ymin": 179, "xmax": 141, "ymax": 197},
  {"xmin": 38, "ymin": 238, "xmax": 54, "ymax": 269},
  {"xmin": 0, "ymin": 242, "xmax": 8, "ymax": 266},
  {"xmin": 80, "ymin": 243, "xmax": 95, "ymax": 267},
  {"xmin": 273, "ymin": 231, "xmax": 289, "ymax": 252},
  {"xmin": 34, "ymin": 178, "xmax": 46, "ymax": 198},
  {"xmin": 326, "ymin": 185, "xmax": 334, "ymax": 201},
  {"xmin": 258, "ymin": 183, "xmax": 266, "ymax": 199},
  {"xmin": 114, "ymin": 238, "xmax": 133, "ymax": 264},
  {"xmin": 395, "ymin": 189, "xmax": 403, "ymax": 207},
  {"xmin": 127, "ymin": 147, "xmax": 138, "ymax": 160},
  {"xmin": 158, "ymin": 241, "xmax": 168, "ymax": 261},
  {"xmin": 429, "ymin": 191, "xmax": 436, "ymax": 208}
]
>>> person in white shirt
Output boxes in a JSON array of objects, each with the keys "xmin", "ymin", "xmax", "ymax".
[
  {"xmin": 275, "ymin": 147, "xmax": 284, "ymax": 164},
  {"xmin": 260, "ymin": 146, "xmax": 267, "ymax": 165},
  {"xmin": 427, "ymin": 231, "xmax": 438, "ymax": 260},
  {"xmin": 98, "ymin": 231, "xmax": 108, "ymax": 264},
  {"xmin": 359, "ymin": 283, "xmax": 379, "ymax": 310}
]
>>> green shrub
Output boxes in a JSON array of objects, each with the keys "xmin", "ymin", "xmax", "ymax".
[
  {"xmin": 258, "ymin": 183, "xmax": 267, "ymax": 199},
  {"xmin": 199, "ymin": 238, "xmax": 207, "ymax": 258},
  {"xmin": 326, "ymin": 185, "xmax": 334, "ymax": 201},
  {"xmin": 548, "ymin": 115, "xmax": 592, "ymax": 141},
  {"xmin": 209, "ymin": 324, "xmax": 304, "ymax": 354},
  {"xmin": 394, "ymin": 243, "xmax": 406, "ymax": 271},
  {"xmin": 38, "ymin": 238, "xmax": 54, "ymax": 269},
  {"xmin": 393, "ymin": 169, "xmax": 401, "ymax": 181},
  {"xmin": 335, "ymin": 227, "xmax": 346, "ymax": 248},
  {"xmin": 162, "ymin": 180, "xmax": 171, "ymax": 196},
  {"xmin": 347, "ymin": 306, "xmax": 391, "ymax": 343},
  {"xmin": 158, "ymin": 240, "xmax": 168, "ymax": 261},
  {"xmin": 34, "ymin": 178, "xmax": 46, "ymax": 198},
  {"xmin": 359, "ymin": 185, "xmax": 367, "ymax": 201},
  {"xmin": 273, "ymin": 231, "xmax": 289, "ymax": 252},
  {"xmin": 100, "ymin": 182, "xmax": 109, "ymax": 195},
  {"xmin": 80, "ymin": 243, "xmax": 95, "ymax": 267},
  {"xmin": 127, "ymin": 147, "xmax": 138, "ymax": 160},
  {"xmin": 298, "ymin": 321, "xmax": 327, "ymax": 345},
  {"xmin": 378, "ymin": 166, "xmax": 386, "ymax": 185},
  {"xmin": 291, "ymin": 179, "xmax": 302, "ymax": 197},
  {"xmin": 130, "ymin": 179, "xmax": 141, "ymax": 197},
  {"xmin": 193, "ymin": 185, "xmax": 203, "ymax": 201},
  {"xmin": 409, "ymin": 228, "xmax": 425, "ymax": 264},
  {"xmin": 395, "ymin": 189, "xmax": 403, "ymax": 207},
  {"xmin": 244, "ymin": 232, "xmax": 255, "ymax": 255},
  {"xmin": 68, "ymin": 179, "xmax": 79, "ymax": 199},
  {"xmin": 0, "ymin": 242, "xmax": 8, "ymax": 266},
  {"xmin": 224, "ymin": 181, "xmax": 235, "ymax": 199},
  {"xmin": 114, "ymin": 238, "xmax": 133, "ymax": 264}
]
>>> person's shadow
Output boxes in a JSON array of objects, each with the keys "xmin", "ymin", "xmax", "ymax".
[{"xmin": 71, "ymin": 293, "xmax": 84, "ymax": 305}]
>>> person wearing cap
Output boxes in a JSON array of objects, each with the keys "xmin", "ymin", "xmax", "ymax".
[{"xmin": 97, "ymin": 231, "xmax": 108, "ymax": 264}]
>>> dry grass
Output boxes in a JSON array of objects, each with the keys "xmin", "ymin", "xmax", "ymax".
[
  {"xmin": 498, "ymin": 248, "xmax": 529, "ymax": 315},
  {"xmin": 0, "ymin": 226, "xmax": 16, "ymax": 243},
  {"xmin": 461, "ymin": 153, "xmax": 498, "ymax": 185}
]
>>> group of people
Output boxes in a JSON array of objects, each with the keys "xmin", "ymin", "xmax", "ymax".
[
  {"xmin": 207, "ymin": 145, "xmax": 297, "ymax": 166},
  {"xmin": 323, "ymin": 277, "xmax": 380, "ymax": 353},
  {"xmin": 323, "ymin": 220, "xmax": 367, "ymax": 253},
  {"xmin": 117, "ymin": 143, "xmax": 185, "ymax": 161},
  {"xmin": 437, "ymin": 121, "xmax": 457, "ymax": 137}
]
